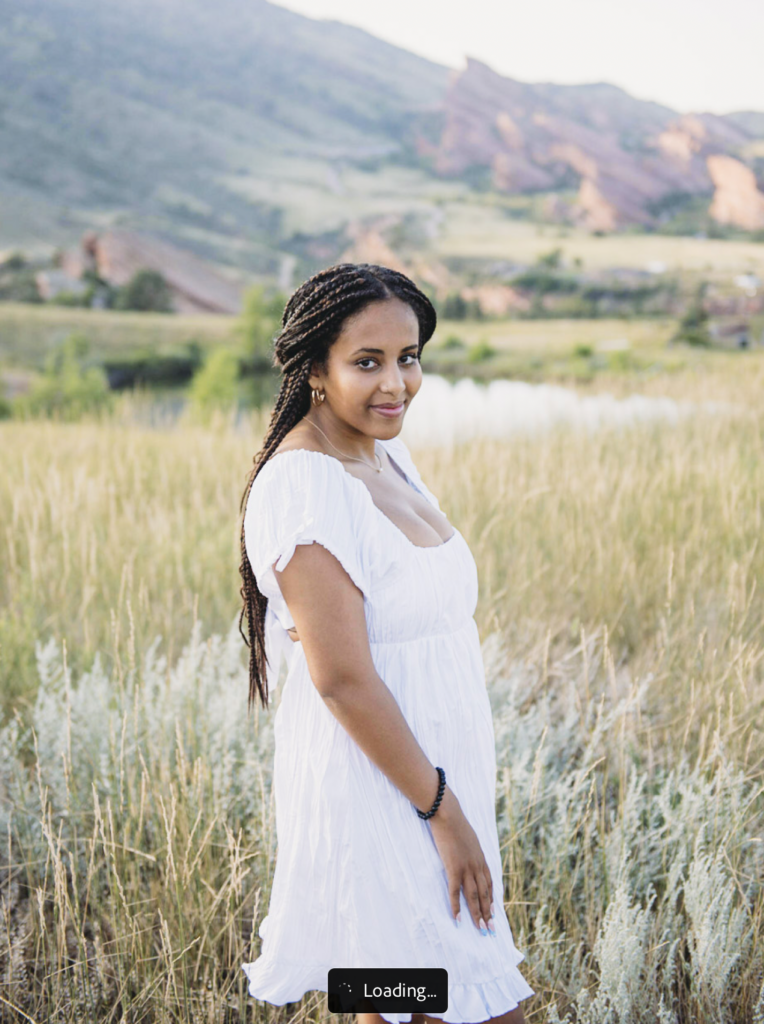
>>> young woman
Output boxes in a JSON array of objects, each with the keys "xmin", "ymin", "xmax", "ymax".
[{"xmin": 238, "ymin": 263, "xmax": 534, "ymax": 1024}]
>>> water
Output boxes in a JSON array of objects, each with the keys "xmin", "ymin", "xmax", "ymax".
[
  {"xmin": 395, "ymin": 375, "xmax": 739, "ymax": 449},
  {"xmin": 121, "ymin": 375, "xmax": 739, "ymax": 444}
]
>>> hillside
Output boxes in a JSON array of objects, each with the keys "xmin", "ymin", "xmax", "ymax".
[
  {"xmin": 428, "ymin": 58, "xmax": 764, "ymax": 233},
  {"xmin": 2, "ymin": 0, "xmax": 764, "ymax": 284},
  {"xmin": 0, "ymin": 0, "xmax": 449, "ymax": 272}
]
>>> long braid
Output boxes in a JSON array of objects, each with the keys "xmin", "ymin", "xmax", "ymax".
[{"xmin": 238, "ymin": 263, "xmax": 437, "ymax": 711}]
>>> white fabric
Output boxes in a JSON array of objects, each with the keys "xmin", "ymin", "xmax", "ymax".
[{"xmin": 241, "ymin": 435, "xmax": 534, "ymax": 1022}]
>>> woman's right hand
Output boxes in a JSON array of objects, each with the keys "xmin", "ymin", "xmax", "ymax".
[{"xmin": 427, "ymin": 787, "xmax": 495, "ymax": 934}]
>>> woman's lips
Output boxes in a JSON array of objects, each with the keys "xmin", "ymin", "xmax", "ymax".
[{"xmin": 371, "ymin": 402, "xmax": 404, "ymax": 417}]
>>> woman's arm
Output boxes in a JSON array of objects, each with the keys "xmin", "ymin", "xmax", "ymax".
[{"xmin": 274, "ymin": 542, "xmax": 496, "ymax": 934}]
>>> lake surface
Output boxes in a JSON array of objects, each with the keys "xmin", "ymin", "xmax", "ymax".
[
  {"xmin": 394, "ymin": 375, "xmax": 738, "ymax": 449},
  {"xmin": 125, "ymin": 374, "xmax": 738, "ymax": 444}
]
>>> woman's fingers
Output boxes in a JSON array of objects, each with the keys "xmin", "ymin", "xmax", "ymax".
[
  {"xmin": 448, "ymin": 877, "xmax": 461, "ymax": 922},
  {"xmin": 429, "ymin": 800, "xmax": 494, "ymax": 933},
  {"xmin": 479, "ymin": 868, "xmax": 494, "ymax": 932},
  {"xmin": 466, "ymin": 867, "xmax": 494, "ymax": 932}
]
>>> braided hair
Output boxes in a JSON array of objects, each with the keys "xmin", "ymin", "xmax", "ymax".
[{"xmin": 238, "ymin": 263, "xmax": 437, "ymax": 711}]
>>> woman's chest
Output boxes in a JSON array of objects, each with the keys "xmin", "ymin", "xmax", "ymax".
[
  {"xmin": 360, "ymin": 460, "xmax": 454, "ymax": 548},
  {"xmin": 364, "ymin": 528, "xmax": 479, "ymax": 643}
]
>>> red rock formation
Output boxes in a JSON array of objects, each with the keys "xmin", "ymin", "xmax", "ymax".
[
  {"xmin": 429, "ymin": 58, "xmax": 759, "ymax": 232},
  {"xmin": 657, "ymin": 115, "xmax": 705, "ymax": 163},
  {"xmin": 460, "ymin": 284, "xmax": 531, "ymax": 315},
  {"xmin": 340, "ymin": 220, "xmax": 410, "ymax": 276},
  {"xmin": 707, "ymin": 155, "xmax": 764, "ymax": 231},
  {"xmin": 340, "ymin": 219, "xmax": 453, "ymax": 298},
  {"xmin": 61, "ymin": 229, "xmax": 245, "ymax": 314}
]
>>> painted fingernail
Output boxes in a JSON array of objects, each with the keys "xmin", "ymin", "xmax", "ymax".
[
  {"xmin": 479, "ymin": 917, "xmax": 488, "ymax": 935},
  {"xmin": 456, "ymin": 912, "xmax": 461, "ymax": 925},
  {"xmin": 488, "ymin": 917, "xmax": 496, "ymax": 934}
]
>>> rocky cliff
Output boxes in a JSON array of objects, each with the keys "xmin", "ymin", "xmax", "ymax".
[{"xmin": 426, "ymin": 58, "xmax": 764, "ymax": 232}]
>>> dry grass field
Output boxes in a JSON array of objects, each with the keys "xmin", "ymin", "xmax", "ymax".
[
  {"xmin": 0, "ymin": 302, "xmax": 234, "ymax": 370},
  {"xmin": 434, "ymin": 206, "xmax": 764, "ymax": 275},
  {"xmin": 0, "ymin": 355, "xmax": 762, "ymax": 1022}
]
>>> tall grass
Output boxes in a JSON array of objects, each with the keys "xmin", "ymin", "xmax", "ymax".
[{"xmin": 0, "ymin": 372, "xmax": 762, "ymax": 1022}]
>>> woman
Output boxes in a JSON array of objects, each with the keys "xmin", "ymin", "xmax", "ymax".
[{"xmin": 238, "ymin": 263, "xmax": 534, "ymax": 1024}]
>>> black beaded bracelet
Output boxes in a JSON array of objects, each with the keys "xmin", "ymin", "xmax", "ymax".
[{"xmin": 416, "ymin": 766, "xmax": 446, "ymax": 820}]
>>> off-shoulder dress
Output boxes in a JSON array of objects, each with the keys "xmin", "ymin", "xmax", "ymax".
[{"xmin": 241, "ymin": 434, "xmax": 534, "ymax": 1023}]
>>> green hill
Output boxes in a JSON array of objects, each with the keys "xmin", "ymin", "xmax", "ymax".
[{"xmin": 0, "ymin": 0, "xmax": 449, "ymax": 271}]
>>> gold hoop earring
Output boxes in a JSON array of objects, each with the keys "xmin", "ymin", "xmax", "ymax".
[{"xmin": 311, "ymin": 387, "xmax": 326, "ymax": 406}]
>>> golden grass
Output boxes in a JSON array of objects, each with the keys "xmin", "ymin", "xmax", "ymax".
[
  {"xmin": 433, "ymin": 206, "xmax": 764, "ymax": 273},
  {"xmin": 434, "ymin": 317, "xmax": 678, "ymax": 355},
  {"xmin": 0, "ymin": 366, "xmax": 763, "ymax": 1022}
]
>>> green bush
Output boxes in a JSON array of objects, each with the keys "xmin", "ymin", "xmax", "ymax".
[
  {"xmin": 573, "ymin": 343, "xmax": 594, "ymax": 358},
  {"xmin": 114, "ymin": 269, "xmax": 173, "ymax": 313},
  {"xmin": 440, "ymin": 292, "xmax": 483, "ymax": 321},
  {"xmin": 466, "ymin": 338, "xmax": 496, "ymax": 363},
  {"xmin": 442, "ymin": 334, "xmax": 466, "ymax": 350},
  {"xmin": 186, "ymin": 347, "xmax": 239, "ymax": 424},
  {"xmin": 512, "ymin": 267, "xmax": 579, "ymax": 296},
  {"xmin": 234, "ymin": 285, "xmax": 286, "ymax": 363},
  {"xmin": 537, "ymin": 246, "xmax": 564, "ymax": 269},
  {"xmin": 0, "ymin": 268, "xmax": 42, "ymax": 303},
  {"xmin": 676, "ymin": 327, "xmax": 713, "ymax": 348},
  {"xmin": 50, "ymin": 289, "xmax": 91, "ymax": 308},
  {"xmin": 608, "ymin": 349, "xmax": 637, "ymax": 372},
  {"xmin": 101, "ymin": 341, "xmax": 203, "ymax": 388},
  {"xmin": 3, "ymin": 251, "xmax": 26, "ymax": 271},
  {"xmin": 0, "ymin": 380, "xmax": 11, "ymax": 420},
  {"xmin": 13, "ymin": 333, "xmax": 113, "ymax": 421},
  {"xmin": 671, "ymin": 285, "xmax": 712, "ymax": 347}
]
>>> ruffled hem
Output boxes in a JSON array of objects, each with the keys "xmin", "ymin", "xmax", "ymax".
[{"xmin": 241, "ymin": 954, "xmax": 535, "ymax": 1023}]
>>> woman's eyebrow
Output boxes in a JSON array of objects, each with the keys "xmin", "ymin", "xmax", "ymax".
[{"xmin": 350, "ymin": 344, "xmax": 419, "ymax": 356}]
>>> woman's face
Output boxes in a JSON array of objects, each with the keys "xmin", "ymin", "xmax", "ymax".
[{"xmin": 308, "ymin": 297, "xmax": 423, "ymax": 438}]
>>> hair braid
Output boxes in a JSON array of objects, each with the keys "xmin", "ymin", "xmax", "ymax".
[{"xmin": 238, "ymin": 263, "xmax": 437, "ymax": 711}]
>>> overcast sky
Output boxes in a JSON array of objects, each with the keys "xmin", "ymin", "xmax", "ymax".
[{"xmin": 275, "ymin": 0, "xmax": 764, "ymax": 116}]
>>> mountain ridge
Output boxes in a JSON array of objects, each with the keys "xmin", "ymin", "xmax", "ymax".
[{"xmin": 1, "ymin": 0, "xmax": 763, "ymax": 273}]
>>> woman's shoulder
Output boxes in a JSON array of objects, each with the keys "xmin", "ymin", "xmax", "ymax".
[
  {"xmin": 243, "ymin": 435, "xmax": 377, "ymax": 594},
  {"xmin": 246, "ymin": 432, "xmax": 365, "ymax": 530},
  {"xmin": 269, "ymin": 423, "xmax": 330, "ymax": 459},
  {"xmin": 249, "ymin": 449, "xmax": 348, "ymax": 512}
]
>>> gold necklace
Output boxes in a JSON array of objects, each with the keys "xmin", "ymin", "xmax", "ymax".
[{"xmin": 307, "ymin": 417, "xmax": 384, "ymax": 473}]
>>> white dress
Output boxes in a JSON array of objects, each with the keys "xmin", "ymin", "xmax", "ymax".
[{"xmin": 241, "ymin": 434, "xmax": 534, "ymax": 1023}]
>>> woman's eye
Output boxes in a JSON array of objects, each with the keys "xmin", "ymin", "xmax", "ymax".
[{"xmin": 357, "ymin": 355, "xmax": 419, "ymax": 370}]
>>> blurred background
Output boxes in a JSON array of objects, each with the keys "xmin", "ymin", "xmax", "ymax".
[
  {"xmin": 1, "ymin": 3, "xmax": 763, "ymax": 1023},
  {"xmin": 2, "ymin": 0, "xmax": 764, "ymax": 423}
]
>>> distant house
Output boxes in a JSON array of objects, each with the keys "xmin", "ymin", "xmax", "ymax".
[
  {"xmin": 708, "ymin": 319, "xmax": 757, "ymax": 349},
  {"xmin": 60, "ymin": 229, "xmax": 246, "ymax": 315}
]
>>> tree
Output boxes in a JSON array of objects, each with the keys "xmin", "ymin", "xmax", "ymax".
[
  {"xmin": 234, "ymin": 285, "xmax": 286, "ymax": 362},
  {"xmin": 671, "ymin": 284, "xmax": 712, "ymax": 347},
  {"xmin": 186, "ymin": 347, "xmax": 239, "ymax": 426},
  {"xmin": 537, "ymin": 247, "xmax": 564, "ymax": 269},
  {"xmin": 3, "ymin": 251, "xmax": 26, "ymax": 271},
  {"xmin": 442, "ymin": 292, "xmax": 468, "ymax": 320},
  {"xmin": 14, "ymin": 333, "xmax": 113, "ymax": 421},
  {"xmin": 114, "ymin": 269, "xmax": 173, "ymax": 312},
  {"xmin": 0, "ymin": 268, "xmax": 42, "ymax": 303}
]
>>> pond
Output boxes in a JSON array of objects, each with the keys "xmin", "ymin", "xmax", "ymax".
[
  {"xmin": 394, "ymin": 375, "xmax": 738, "ymax": 449},
  {"xmin": 122, "ymin": 374, "xmax": 738, "ymax": 444}
]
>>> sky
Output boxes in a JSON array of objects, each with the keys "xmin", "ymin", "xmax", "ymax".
[{"xmin": 274, "ymin": 0, "xmax": 764, "ymax": 116}]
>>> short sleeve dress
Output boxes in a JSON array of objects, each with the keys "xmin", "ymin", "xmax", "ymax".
[{"xmin": 241, "ymin": 434, "xmax": 534, "ymax": 1023}]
